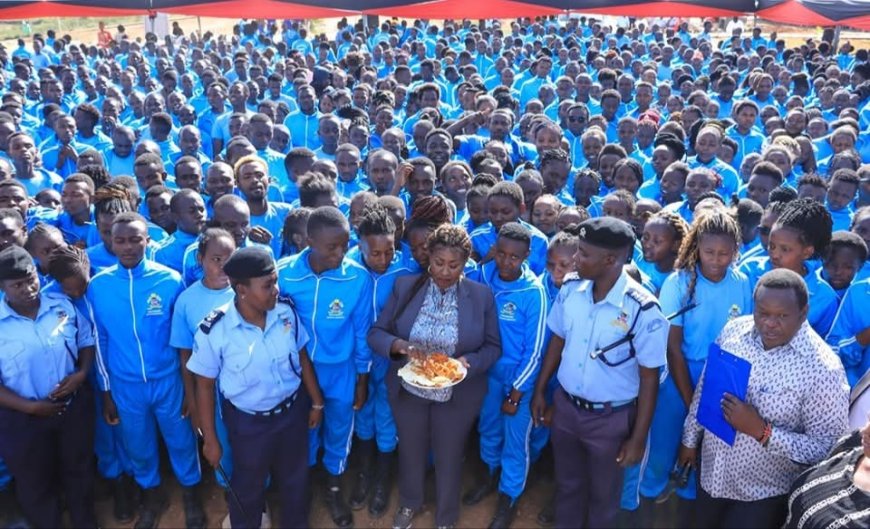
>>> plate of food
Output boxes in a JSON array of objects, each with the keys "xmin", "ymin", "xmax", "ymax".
[{"xmin": 398, "ymin": 352, "xmax": 467, "ymax": 389}]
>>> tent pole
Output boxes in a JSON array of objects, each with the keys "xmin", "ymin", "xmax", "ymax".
[
  {"xmin": 832, "ymin": 25, "xmax": 841, "ymax": 51},
  {"xmin": 197, "ymin": 16, "xmax": 203, "ymax": 35}
]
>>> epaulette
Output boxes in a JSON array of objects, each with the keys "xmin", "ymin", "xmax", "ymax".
[
  {"xmin": 562, "ymin": 272, "xmax": 582, "ymax": 284},
  {"xmin": 277, "ymin": 294, "xmax": 295, "ymax": 307},
  {"xmin": 626, "ymin": 285, "xmax": 659, "ymax": 311},
  {"xmin": 199, "ymin": 309, "xmax": 226, "ymax": 335}
]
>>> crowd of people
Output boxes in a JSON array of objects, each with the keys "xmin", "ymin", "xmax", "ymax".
[{"xmin": 0, "ymin": 12, "xmax": 869, "ymax": 529}]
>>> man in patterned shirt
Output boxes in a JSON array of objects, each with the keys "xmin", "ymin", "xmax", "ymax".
[{"xmin": 678, "ymin": 269, "xmax": 850, "ymax": 528}]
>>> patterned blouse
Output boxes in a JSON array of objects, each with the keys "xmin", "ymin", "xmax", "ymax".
[
  {"xmin": 783, "ymin": 430, "xmax": 870, "ymax": 529},
  {"xmin": 404, "ymin": 279, "xmax": 460, "ymax": 402},
  {"xmin": 682, "ymin": 316, "xmax": 851, "ymax": 502}
]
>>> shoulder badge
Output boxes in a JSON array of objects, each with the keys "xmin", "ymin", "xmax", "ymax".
[
  {"xmin": 562, "ymin": 272, "xmax": 581, "ymax": 284},
  {"xmin": 626, "ymin": 286, "xmax": 659, "ymax": 312},
  {"xmin": 199, "ymin": 309, "xmax": 226, "ymax": 335},
  {"xmin": 277, "ymin": 294, "xmax": 295, "ymax": 308}
]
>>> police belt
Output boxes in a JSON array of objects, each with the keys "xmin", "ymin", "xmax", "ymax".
[
  {"xmin": 231, "ymin": 391, "xmax": 299, "ymax": 417},
  {"xmin": 566, "ymin": 392, "xmax": 635, "ymax": 413}
]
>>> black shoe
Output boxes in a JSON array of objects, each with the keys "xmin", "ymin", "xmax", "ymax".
[
  {"xmin": 368, "ymin": 451, "xmax": 393, "ymax": 518},
  {"xmin": 349, "ymin": 439, "xmax": 375, "ymax": 510},
  {"xmin": 462, "ymin": 467, "xmax": 500, "ymax": 506},
  {"xmin": 536, "ymin": 494, "xmax": 555, "ymax": 527},
  {"xmin": 488, "ymin": 493, "xmax": 517, "ymax": 529},
  {"xmin": 325, "ymin": 475, "xmax": 353, "ymax": 528},
  {"xmin": 182, "ymin": 486, "xmax": 206, "ymax": 529},
  {"xmin": 0, "ymin": 486, "xmax": 29, "ymax": 529},
  {"xmin": 134, "ymin": 487, "xmax": 168, "ymax": 529},
  {"xmin": 113, "ymin": 475, "xmax": 137, "ymax": 524}
]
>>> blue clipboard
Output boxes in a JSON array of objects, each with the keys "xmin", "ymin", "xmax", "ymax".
[{"xmin": 696, "ymin": 344, "xmax": 752, "ymax": 446}]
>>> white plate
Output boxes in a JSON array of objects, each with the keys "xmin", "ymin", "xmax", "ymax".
[{"xmin": 398, "ymin": 357, "xmax": 467, "ymax": 389}]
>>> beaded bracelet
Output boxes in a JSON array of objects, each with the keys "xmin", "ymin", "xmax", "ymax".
[
  {"xmin": 757, "ymin": 421, "xmax": 772, "ymax": 447},
  {"xmin": 505, "ymin": 395, "xmax": 519, "ymax": 407}
]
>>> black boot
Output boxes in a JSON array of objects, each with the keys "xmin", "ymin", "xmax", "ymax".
[
  {"xmin": 462, "ymin": 467, "xmax": 500, "ymax": 506},
  {"xmin": 325, "ymin": 474, "xmax": 353, "ymax": 528},
  {"xmin": 113, "ymin": 474, "xmax": 137, "ymax": 523},
  {"xmin": 182, "ymin": 485, "xmax": 207, "ymax": 529},
  {"xmin": 536, "ymin": 491, "xmax": 555, "ymax": 527},
  {"xmin": 134, "ymin": 487, "xmax": 168, "ymax": 529},
  {"xmin": 0, "ymin": 485, "xmax": 28, "ymax": 529},
  {"xmin": 488, "ymin": 493, "xmax": 517, "ymax": 529},
  {"xmin": 349, "ymin": 439, "xmax": 375, "ymax": 510},
  {"xmin": 368, "ymin": 450, "xmax": 394, "ymax": 518}
]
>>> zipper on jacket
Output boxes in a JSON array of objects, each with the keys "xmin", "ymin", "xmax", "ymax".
[{"xmin": 128, "ymin": 268, "xmax": 148, "ymax": 383}]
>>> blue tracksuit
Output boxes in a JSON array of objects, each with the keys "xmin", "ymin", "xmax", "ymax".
[
  {"xmin": 470, "ymin": 220, "xmax": 549, "ymax": 275},
  {"xmin": 87, "ymin": 258, "xmax": 201, "ymax": 489},
  {"xmin": 347, "ymin": 246, "xmax": 414, "ymax": 453},
  {"xmin": 639, "ymin": 266, "xmax": 752, "ymax": 502},
  {"xmin": 739, "ymin": 257, "xmax": 838, "ymax": 336},
  {"xmin": 826, "ymin": 278, "xmax": 870, "ymax": 386},
  {"xmin": 277, "ymin": 248, "xmax": 373, "ymax": 475},
  {"xmin": 169, "ymin": 280, "xmax": 235, "ymax": 486},
  {"xmin": 478, "ymin": 262, "xmax": 548, "ymax": 501},
  {"xmin": 153, "ymin": 229, "xmax": 199, "ymax": 273}
]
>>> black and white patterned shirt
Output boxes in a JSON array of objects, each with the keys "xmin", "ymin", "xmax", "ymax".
[{"xmin": 682, "ymin": 316, "xmax": 851, "ymax": 502}]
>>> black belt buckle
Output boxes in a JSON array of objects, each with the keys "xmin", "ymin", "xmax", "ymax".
[{"xmin": 254, "ymin": 391, "xmax": 298, "ymax": 417}]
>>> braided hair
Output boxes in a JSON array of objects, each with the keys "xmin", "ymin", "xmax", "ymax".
[
  {"xmin": 358, "ymin": 203, "xmax": 396, "ymax": 238},
  {"xmin": 674, "ymin": 210, "xmax": 741, "ymax": 304},
  {"xmin": 772, "ymin": 198, "xmax": 833, "ymax": 260},
  {"xmin": 645, "ymin": 210, "xmax": 690, "ymax": 262}
]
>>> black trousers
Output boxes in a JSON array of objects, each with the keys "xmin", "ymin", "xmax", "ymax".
[
  {"xmin": 0, "ymin": 388, "xmax": 95, "ymax": 529},
  {"xmin": 694, "ymin": 484, "xmax": 787, "ymax": 529},
  {"xmin": 222, "ymin": 393, "xmax": 311, "ymax": 529}
]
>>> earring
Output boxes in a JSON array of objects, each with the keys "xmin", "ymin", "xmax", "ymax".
[{"xmin": 427, "ymin": 265, "xmax": 432, "ymax": 274}]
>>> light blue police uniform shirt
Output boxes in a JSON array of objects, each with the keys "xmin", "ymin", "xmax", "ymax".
[
  {"xmin": 547, "ymin": 271, "xmax": 668, "ymax": 403},
  {"xmin": 187, "ymin": 299, "xmax": 309, "ymax": 413},
  {"xmin": 169, "ymin": 281, "xmax": 234, "ymax": 350},
  {"xmin": 659, "ymin": 266, "xmax": 753, "ymax": 362},
  {"xmin": 0, "ymin": 293, "xmax": 95, "ymax": 400}
]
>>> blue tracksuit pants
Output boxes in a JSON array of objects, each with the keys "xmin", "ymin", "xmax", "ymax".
[
  {"xmin": 354, "ymin": 356, "xmax": 397, "ymax": 452},
  {"xmin": 110, "ymin": 373, "xmax": 201, "ymax": 489},
  {"xmin": 309, "ymin": 361, "xmax": 356, "ymax": 476},
  {"xmin": 640, "ymin": 359, "xmax": 706, "ymax": 500},
  {"xmin": 478, "ymin": 374, "xmax": 534, "ymax": 501}
]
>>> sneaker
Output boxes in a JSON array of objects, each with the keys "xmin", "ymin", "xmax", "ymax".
[
  {"xmin": 488, "ymin": 493, "xmax": 517, "ymax": 529},
  {"xmin": 536, "ymin": 494, "xmax": 555, "ymax": 527},
  {"xmin": 391, "ymin": 506, "xmax": 416, "ymax": 529}
]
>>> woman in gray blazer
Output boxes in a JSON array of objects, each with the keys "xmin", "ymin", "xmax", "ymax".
[{"xmin": 368, "ymin": 224, "xmax": 501, "ymax": 529}]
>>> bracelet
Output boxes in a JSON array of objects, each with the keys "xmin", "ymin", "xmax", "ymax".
[
  {"xmin": 757, "ymin": 421, "xmax": 772, "ymax": 447},
  {"xmin": 312, "ymin": 404, "xmax": 325, "ymax": 410},
  {"xmin": 505, "ymin": 395, "xmax": 519, "ymax": 407}
]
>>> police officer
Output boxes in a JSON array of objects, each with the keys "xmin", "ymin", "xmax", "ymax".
[
  {"xmin": 531, "ymin": 217, "xmax": 668, "ymax": 529},
  {"xmin": 86, "ymin": 212, "xmax": 205, "ymax": 529},
  {"xmin": 188, "ymin": 246, "xmax": 325, "ymax": 529},
  {"xmin": 0, "ymin": 245, "xmax": 96, "ymax": 528}
]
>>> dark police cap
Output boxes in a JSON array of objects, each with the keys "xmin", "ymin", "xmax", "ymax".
[
  {"xmin": 576, "ymin": 217, "xmax": 636, "ymax": 250},
  {"xmin": 223, "ymin": 247, "xmax": 275, "ymax": 280},
  {"xmin": 0, "ymin": 245, "xmax": 36, "ymax": 281}
]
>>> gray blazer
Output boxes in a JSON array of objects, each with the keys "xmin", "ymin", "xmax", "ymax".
[{"xmin": 367, "ymin": 274, "xmax": 502, "ymax": 404}]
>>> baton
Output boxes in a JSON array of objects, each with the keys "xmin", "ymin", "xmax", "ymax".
[
  {"xmin": 590, "ymin": 302, "xmax": 698, "ymax": 360},
  {"xmin": 655, "ymin": 463, "xmax": 692, "ymax": 504},
  {"xmin": 197, "ymin": 428, "xmax": 249, "ymax": 521}
]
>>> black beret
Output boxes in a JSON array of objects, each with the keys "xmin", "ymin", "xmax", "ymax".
[
  {"xmin": 577, "ymin": 217, "xmax": 636, "ymax": 250},
  {"xmin": 223, "ymin": 247, "xmax": 275, "ymax": 280},
  {"xmin": 0, "ymin": 245, "xmax": 36, "ymax": 281}
]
